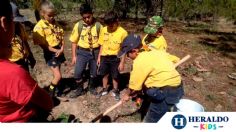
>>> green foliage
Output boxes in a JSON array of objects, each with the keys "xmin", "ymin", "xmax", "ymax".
[
  {"xmin": 23, "ymin": 0, "xmax": 236, "ymax": 21},
  {"xmin": 164, "ymin": 0, "xmax": 236, "ymax": 21},
  {"xmin": 49, "ymin": 0, "xmax": 80, "ymax": 12},
  {"xmin": 12, "ymin": 0, "xmax": 31, "ymax": 8},
  {"xmin": 50, "ymin": 0, "xmax": 63, "ymax": 11},
  {"xmin": 93, "ymin": 0, "xmax": 114, "ymax": 11},
  {"xmin": 185, "ymin": 65, "xmax": 198, "ymax": 75}
]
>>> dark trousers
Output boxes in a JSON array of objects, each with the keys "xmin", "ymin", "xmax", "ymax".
[
  {"xmin": 74, "ymin": 48, "xmax": 99, "ymax": 80},
  {"xmin": 99, "ymin": 56, "xmax": 120, "ymax": 80},
  {"xmin": 144, "ymin": 84, "xmax": 184, "ymax": 123}
]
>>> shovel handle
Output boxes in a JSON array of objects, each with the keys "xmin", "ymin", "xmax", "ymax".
[
  {"xmin": 103, "ymin": 101, "xmax": 123, "ymax": 116},
  {"xmin": 174, "ymin": 55, "xmax": 191, "ymax": 68},
  {"xmin": 90, "ymin": 101, "xmax": 123, "ymax": 122}
]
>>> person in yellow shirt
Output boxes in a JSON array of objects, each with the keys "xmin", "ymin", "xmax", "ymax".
[
  {"xmin": 8, "ymin": 2, "xmax": 36, "ymax": 71},
  {"xmin": 69, "ymin": 4, "xmax": 102, "ymax": 98},
  {"xmin": 120, "ymin": 34, "xmax": 184, "ymax": 123},
  {"xmin": 33, "ymin": 1, "xmax": 65, "ymax": 97},
  {"xmin": 96, "ymin": 11, "xmax": 128, "ymax": 101},
  {"xmin": 142, "ymin": 16, "xmax": 180, "ymax": 63}
]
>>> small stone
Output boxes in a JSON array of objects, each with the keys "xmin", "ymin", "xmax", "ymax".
[
  {"xmin": 229, "ymin": 90, "xmax": 236, "ymax": 97},
  {"xmin": 87, "ymin": 113, "xmax": 95, "ymax": 119},
  {"xmin": 82, "ymin": 100, "xmax": 88, "ymax": 105},
  {"xmin": 214, "ymin": 104, "xmax": 223, "ymax": 112},
  {"xmin": 192, "ymin": 76, "xmax": 203, "ymax": 82},
  {"xmin": 218, "ymin": 92, "xmax": 226, "ymax": 95}
]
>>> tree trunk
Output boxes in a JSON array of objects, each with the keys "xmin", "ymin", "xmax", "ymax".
[{"xmin": 160, "ymin": 0, "xmax": 163, "ymax": 16}]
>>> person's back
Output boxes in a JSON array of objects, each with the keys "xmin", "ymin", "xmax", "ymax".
[
  {"xmin": 120, "ymin": 34, "xmax": 184, "ymax": 123},
  {"xmin": 142, "ymin": 34, "xmax": 167, "ymax": 51},
  {"xmin": 8, "ymin": 2, "xmax": 36, "ymax": 71},
  {"xmin": 130, "ymin": 50, "xmax": 181, "ymax": 89},
  {"xmin": 0, "ymin": 0, "xmax": 53, "ymax": 122},
  {"xmin": 0, "ymin": 60, "xmax": 36, "ymax": 122}
]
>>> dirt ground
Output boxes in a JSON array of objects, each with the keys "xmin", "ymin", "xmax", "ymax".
[{"xmin": 21, "ymin": 9, "xmax": 236, "ymax": 123}]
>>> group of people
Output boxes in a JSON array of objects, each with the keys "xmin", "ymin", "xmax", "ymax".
[{"xmin": 0, "ymin": 0, "xmax": 184, "ymax": 123}]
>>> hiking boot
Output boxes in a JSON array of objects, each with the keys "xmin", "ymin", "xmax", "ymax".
[
  {"xmin": 48, "ymin": 84, "xmax": 56, "ymax": 97},
  {"xmin": 101, "ymin": 88, "xmax": 109, "ymax": 96},
  {"xmin": 69, "ymin": 88, "xmax": 84, "ymax": 98},
  {"xmin": 69, "ymin": 81, "xmax": 84, "ymax": 98},
  {"xmin": 55, "ymin": 87, "xmax": 62, "ymax": 97},
  {"xmin": 88, "ymin": 78, "xmax": 98, "ymax": 95},
  {"xmin": 112, "ymin": 89, "xmax": 120, "ymax": 101},
  {"xmin": 89, "ymin": 89, "xmax": 98, "ymax": 95}
]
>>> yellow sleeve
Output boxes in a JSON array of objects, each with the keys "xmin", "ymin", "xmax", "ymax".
[
  {"xmin": 69, "ymin": 23, "xmax": 79, "ymax": 43},
  {"xmin": 59, "ymin": 25, "xmax": 65, "ymax": 40},
  {"xmin": 129, "ymin": 56, "xmax": 151, "ymax": 91},
  {"xmin": 33, "ymin": 23, "xmax": 46, "ymax": 45},
  {"xmin": 167, "ymin": 53, "xmax": 180, "ymax": 63},
  {"xmin": 122, "ymin": 30, "xmax": 128, "ymax": 41},
  {"xmin": 98, "ymin": 27, "xmax": 105, "ymax": 46}
]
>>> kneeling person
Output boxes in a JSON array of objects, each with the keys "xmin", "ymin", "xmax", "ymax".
[{"xmin": 120, "ymin": 34, "xmax": 184, "ymax": 123}]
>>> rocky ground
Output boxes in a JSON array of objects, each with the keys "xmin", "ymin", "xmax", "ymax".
[{"xmin": 21, "ymin": 9, "xmax": 236, "ymax": 122}]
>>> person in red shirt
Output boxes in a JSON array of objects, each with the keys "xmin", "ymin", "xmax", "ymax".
[{"xmin": 0, "ymin": 0, "xmax": 53, "ymax": 122}]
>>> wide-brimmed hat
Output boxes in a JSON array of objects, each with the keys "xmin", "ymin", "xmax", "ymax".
[
  {"xmin": 117, "ymin": 34, "xmax": 142, "ymax": 58},
  {"xmin": 144, "ymin": 16, "xmax": 163, "ymax": 34},
  {"xmin": 10, "ymin": 2, "xmax": 28, "ymax": 22}
]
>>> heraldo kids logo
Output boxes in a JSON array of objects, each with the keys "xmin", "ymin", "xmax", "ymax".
[
  {"xmin": 171, "ymin": 114, "xmax": 187, "ymax": 129},
  {"xmin": 171, "ymin": 114, "xmax": 229, "ymax": 130}
]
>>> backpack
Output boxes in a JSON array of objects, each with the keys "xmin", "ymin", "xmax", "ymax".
[{"xmin": 77, "ymin": 20, "xmax": 101, "ymax": 39}]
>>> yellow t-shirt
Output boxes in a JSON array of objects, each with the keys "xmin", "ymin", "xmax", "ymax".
[
  {"xmin": 33, "ymin": 19, "xmax": 64, "ymax": 47},
  {"xmin": 69, "ymin": 21, "xmax": 102, "ymax": 49},
  {"xmin": 142, "ymin": 34, "xmax": 167, "ymax": 51},
  {"xmin": 129, "ymin": 50, "xmax": 181, "ymax": 91},
  {"xmin": 98, "ymin": 26, "xmax": 128, "ymax": 56},
  {"xmin": 8, "ymin": 24, "xmax": 29, "ymax": 62},
  {"xmin": 142, "ymin": 34, "xmax": 180, "ymax": 63}
]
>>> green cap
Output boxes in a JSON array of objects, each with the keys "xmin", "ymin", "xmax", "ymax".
[{"xmin": 144, "ymin": 16, "xmax": 164, "ymax": 34}]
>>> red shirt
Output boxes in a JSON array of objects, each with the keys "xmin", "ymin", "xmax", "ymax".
[{"xmin": 0, "ymin": 60, "xmax": 37, "ymax": 122}]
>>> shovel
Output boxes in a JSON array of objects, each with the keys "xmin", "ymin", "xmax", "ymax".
[
  {"xmin": 90, "ymin": 101, "xmax": 123, "ymax": 122},
  {"xmin": 90, "ymin": 54, "xmax": 191, "ymax": 122}
]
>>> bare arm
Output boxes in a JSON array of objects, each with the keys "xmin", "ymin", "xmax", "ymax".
[
  {"xmin": 118, "ymin": 55, "xmax": 125, "ymax": 72},
  {"xmin": 55, "ymin": 40, "xmax": 65, "ymax": 57},
  {"xmin": 60, "ymin": 40, "xmax": 65, "ymax": 51},
  {"xmin": 121, "ymin": 88, "xmax": 139, "ymax": 102},
  {"xmin": 97, "ymin": 45, "xmax": 103, "ymax": 66},
  {"xmin": 48, "ymin": 46, "xmax": 59, "ymax": 53},
  {"xmin": 71, "ymin": 42, "xmax": 77, "ymax": 65}
]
